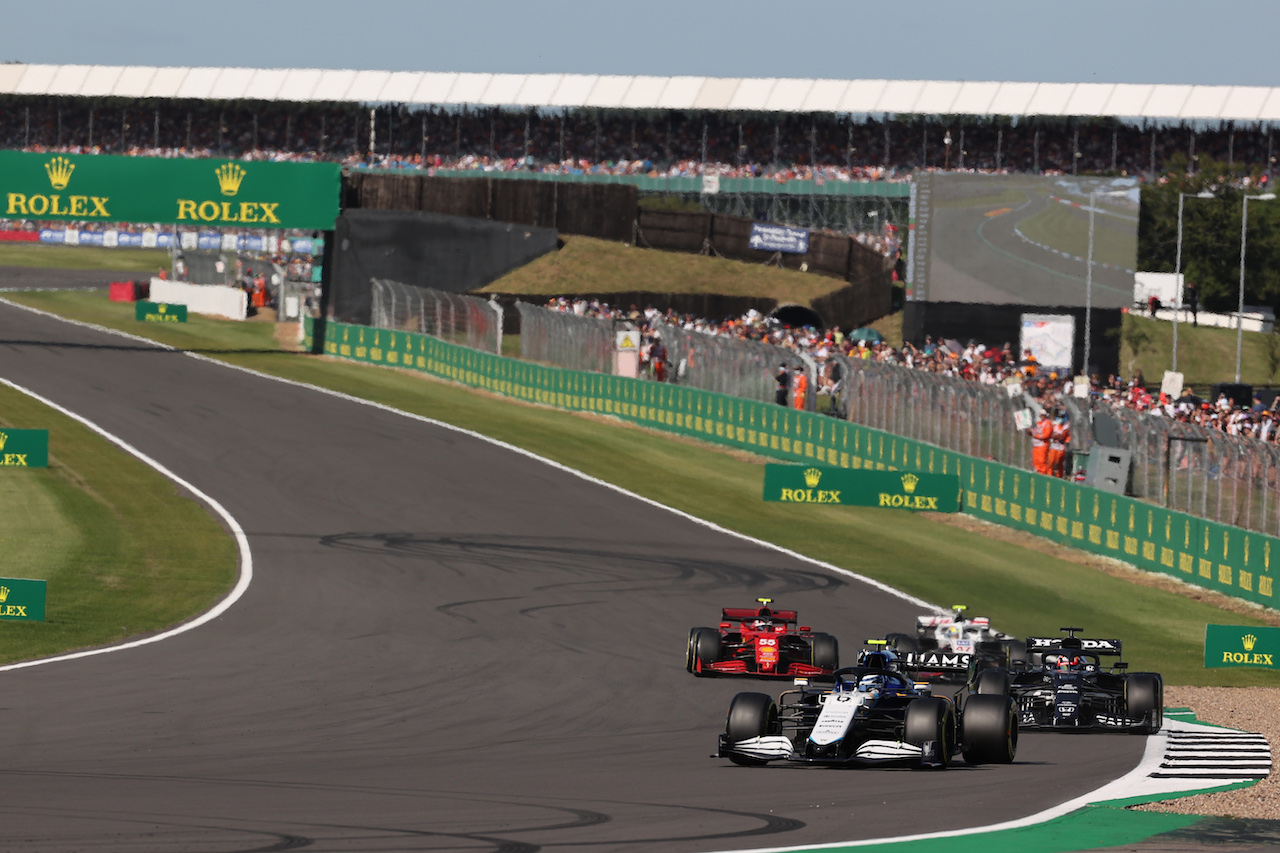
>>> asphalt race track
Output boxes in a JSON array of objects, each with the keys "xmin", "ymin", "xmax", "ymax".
[{"xmin": 0, "ymin": 299, "xmax": 1147, "ymax": 852}]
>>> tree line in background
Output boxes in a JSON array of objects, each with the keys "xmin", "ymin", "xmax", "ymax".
[{"xmin": 1139, "ymin": 154, "xmax": 1279, "ymax": 314}]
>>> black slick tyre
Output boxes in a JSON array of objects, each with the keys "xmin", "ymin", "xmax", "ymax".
[
  {"xmin": 885, "ymin": 632, "xmax": 919, "ymax": 654},
  {"xmin": 725, "ymin": 692, "xmax": 778, "ymax": 766},
  {"xmin": 691, "ymin": 629, "xmax": 722, "ymax": 677},
  {"xmin": 973, "ymin": 668, "xmax": 1011, "ymax": 696},
  {"xmin": 810, "ymin": 633, "xmax": 839, "ymax": 670},
  {"xmin": 686, "ymin": 627, "xmax": 715, "ymax": 672},
  {"xmin": 961, "ymin": 694, "xmax": 1018, "ymax": 764},
  {"xmin": 1125, "ymin": 674, "xmax": 1163, "ymax": 734},
  {"xmin": 904, "ymin": 697, "xmax": 953, "ymax": 769}
]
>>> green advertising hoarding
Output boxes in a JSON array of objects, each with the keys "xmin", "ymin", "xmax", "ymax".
[
  {"xmin": 0, "ymin": 151, "xmax": 340, "ymax": 230},
  {"xmin": 0, "ymin": 578, "xmax": 46, "ymax": 621},
  {"xmin": 763, "ymin": 464, "xmax": 961, "ymax": 512},
  {"xmin": 1205, "ymin": 624, "xmax": 1280, "ymax": 669},
  {"xmin": 135, "ymin": 301, "xmax": 188, "ymax": 323},
  {"xmin": 0, "ymin": 428, "xmax": 48, "ymax": 467}
]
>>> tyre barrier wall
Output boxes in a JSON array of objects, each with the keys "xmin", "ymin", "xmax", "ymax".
[{"xmin": 308, "ymin": 317, "xmax": 1280, "ymax": 614}]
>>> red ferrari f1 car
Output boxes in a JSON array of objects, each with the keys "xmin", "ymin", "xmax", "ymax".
[{"xmin": 686, "ymin": 598, "xmax": 839, "ymax": 678}]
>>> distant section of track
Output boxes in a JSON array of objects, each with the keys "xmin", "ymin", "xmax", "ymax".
[{"xmin": 0, "ymin": 298, "xmax": 1145, "ymax": 852}]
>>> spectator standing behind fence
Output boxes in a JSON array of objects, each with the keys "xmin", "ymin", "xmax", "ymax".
[
  {"xmin": 775, "ymin": 364, "xmax": 789, "ymax": 406},
  {"xmin": 1030, "ymin": 410, "xmax": 1053, "ymax": 475},
  {"xmin": 1049, "ymin": 410, "xmax": 1071, "ymax": 478},
  {"xmin": 791, "ymin": 366, "xmax": 808, "ymax": 411},
  {"xmin": 649, "ymin": 334, "xmax": 668, "ymax": 382},
  {"xmin": 1186, "ymin": 281, "xmax": 1199, "ymax": 327}
]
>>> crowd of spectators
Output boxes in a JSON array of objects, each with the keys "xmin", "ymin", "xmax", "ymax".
[
  {"xmin": 541, "ymin": 296, "xmax": 1280, "ymax": 447},
  {"xmin": 3, "ymin": 97, "xmax": 1274, "ymax": 186}
]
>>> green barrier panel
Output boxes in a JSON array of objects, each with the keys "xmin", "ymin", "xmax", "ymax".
[
  {"xmin": 0, "ymin": 428, "xmax": 49, "ymax": 468},
  {"xmin": 0, "ymin": 150, "xmax": 339, "ymax": 230},
  {"xmin": 1205, "ymin": 624, "xmax": 1280, "ymax": 669},
  {"xmin": 135, "ymin": 301, "xmax": 187, "ymax": 323},
  {"xmin": 316, "ymin": 319, "xmax": 1280, "ymax": 613},
  {"xmin": 0, "ymin": 577, "xmax": 46, "ymax": 621},
  {"xmin": 763, "ymin": 464, "xmax": 960, "ymax": 511}
]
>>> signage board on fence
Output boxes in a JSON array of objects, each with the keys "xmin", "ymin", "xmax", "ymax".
[
  {"xmin": 0, "ymin": 578, "xmax": 46, "ymax": 621},
  {"xmin": 0, "ymin": 150, "xmax": 339, "ymax": 230},
  {"xmin": 1205, "ymin": 624, "xmax": 1280, "ymax": 669},
  {"xmin": 763, "ymin": 464, "xmax": 960, "ymax": 512},
  {"xmin": 0, "ymin": 429, "xmax": 48, "ymax": 467},
  {"xmin": 748, "ymin": 223, "xmax": 810, "ymax": 254},
  {"xmin": 135, "ymin": 301, "xmax": 188, "ymax": 323}
]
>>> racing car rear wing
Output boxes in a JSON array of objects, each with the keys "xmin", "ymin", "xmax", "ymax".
[
  {"xmin": 1026, "ymin": 637, "xmax": 1123, "ymax": 655},
  {"xmin": 899, "ymin": 651, "xmax": 972, "ymax": 672},
  {"xmin": 722, "ymin": 608, "xmax": 798, "ymax": 623}
]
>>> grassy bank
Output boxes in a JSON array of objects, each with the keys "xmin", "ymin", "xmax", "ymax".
[
  {"xmin": 481, "ymin": 234, "xmax": 848, "ymax": 304},
  {"xmin": 0, "ymin": 380, "xmax": 236, "ymax": 664},
  {"xmin": 5, "ymin": 290, "xmax": 1276, "ymax": 686},
  {"xmin": 0, "ymin": 243, "xmax": 171, "ymax": 272},
  {"xmin": 1121, "ymin": 313, "xmax": 1280, "ymax": 388}
]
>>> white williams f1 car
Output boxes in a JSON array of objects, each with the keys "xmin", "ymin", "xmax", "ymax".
[{"xmin": 715, "ymin": 663, "xmax": 1018, "ymax": 770}]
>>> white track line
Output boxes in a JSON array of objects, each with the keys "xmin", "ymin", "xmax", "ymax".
[{"xmin": 0, "ymin": 372, "xmax": 253, "ymax": 672}]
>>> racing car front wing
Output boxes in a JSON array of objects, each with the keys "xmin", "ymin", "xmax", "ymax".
[{"xmin": 717, "ymin": 735, "xmax": 936, "ymax": 766}]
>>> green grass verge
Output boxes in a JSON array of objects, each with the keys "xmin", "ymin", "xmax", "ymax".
[
  {"xmin": 480, "ymin": 234, "xmax": 848, "ymax": 304},
  {"xmin": 0, "ymin": 381, "xmax": 236, "ymax": 665},
  {"xmin": 6, "ymin": 290, "xmax": 1278, "ymax": 685},
  {"xmin": 1121, "ymin": 313, "xmax": 1280, "ymax": 388},
  {"xmin": 0, "ymin": 243, "xmax": 172, "ymax": 272}
]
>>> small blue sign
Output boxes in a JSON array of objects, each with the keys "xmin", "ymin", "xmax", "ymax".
[{"xmin": 749, "ymin": 223, "xmax": 810, "ymax": 254}]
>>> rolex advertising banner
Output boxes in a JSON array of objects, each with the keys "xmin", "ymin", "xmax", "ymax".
[
  {"xmin": 0, "ymin": 578, "xmax": 46, "ymax": 621},
  {"xmin": 1205, "ymin": 624, "xmax": 1280, "ymax": 669},
  {"xmin": 0, "ymin": 151, "xmax": 340, "ymax": 230},
  {"xmin": 763, "ymin": 464, "xmax": 961, "ymax": 512},
  {"xmin": 135, "ymin": 301, "xmax": 188, "ymax": 323},
  {"xmin": 0, "ymin": 428, "xmax": 49, "ymax": 467}
]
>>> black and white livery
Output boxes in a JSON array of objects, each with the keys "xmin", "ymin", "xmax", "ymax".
[
  {"xmin": 885, "ymin": 605, "xmax": 1026, "ymax": 681},
  {"xmin": 715, "ymin": 646, "xmax": 1018, "ymax": 770},
  {"xmin": 974, "ymin": 628, "xmax": 1163, "ymax": 733}
]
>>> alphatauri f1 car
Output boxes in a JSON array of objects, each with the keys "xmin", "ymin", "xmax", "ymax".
[
  {"xmin": 972, "ymin": 628, "xmax": 1163, "ymax": 733},
  {"xmin": 715, "ymin": 648, "xmax": 1018, "ymax": 769},
  {"xmin": 686, "ymin": 598, "xmax": 838, "ymax": 678}
]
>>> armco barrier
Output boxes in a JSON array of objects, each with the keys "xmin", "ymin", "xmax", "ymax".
[{"xmin": 309, "ymin": 318, "xmax": 1280, "ymax": 613}]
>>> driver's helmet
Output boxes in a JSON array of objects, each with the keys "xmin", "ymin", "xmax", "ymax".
[
  {"xmin": 1055, "ymin": 654, "xmax": 1080, "ymax": 670},
  {"xmin": 857, "ymin": 673, "xmax": 886, "ymax": 698},
  {"xmin": 752, "ymin": 618, "xmax": 774, "ymax": 631}
]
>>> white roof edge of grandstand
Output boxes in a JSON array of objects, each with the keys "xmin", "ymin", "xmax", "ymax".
[{"xmin": 1, "ymin": 64, "xmax": 1277, "ymax": 121}]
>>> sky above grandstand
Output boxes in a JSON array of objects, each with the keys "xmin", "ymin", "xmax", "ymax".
[{"xmin": 4, "ymin": 0, "xmax": 1277, "ymax": 89}]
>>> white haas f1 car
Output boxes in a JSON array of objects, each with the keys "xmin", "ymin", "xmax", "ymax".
[
  {"xmin": 978, "ymin": 628, "xmax": 1163, "ymax": 733},
  {"xmin": 886, "ymin": 605, "xmax": 1026, "ymax": 681},
  {"xmin": 715, "ymin": 646, "xmax": 1018, "ymax": 769}
]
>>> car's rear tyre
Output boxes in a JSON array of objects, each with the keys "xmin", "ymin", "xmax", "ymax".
[
  {"xmin": 904, "ymin": 697, "xmax": 953, "ymax": 769},
  {"xmin": 974, "ymin": 668, "xmax": 1011, "ymax": 696},
  {"xmin": 686, "ymin": 627, "xmax": 715, "ymax": 672},
  {"xmin": 1125, "ymin": 673, "xmax": 1163, "ymax": 734},
  {"xmin": 691, "ymin": 629, "xmax": 722, "ymax": 677},
  {"xmin": 725, "ymin": 692, "xmax": 778, "ymax": 766},
  {"xmin": 961, "ymin": 694, "xmax": 1018, "ymax": 764},
  {"xmin": 885, "ymin": 632, "xmax": 919, "ymax": 654},
  {"xmin": 810, "ymin": 633, "xmax": 839, "ymax": 670}
]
